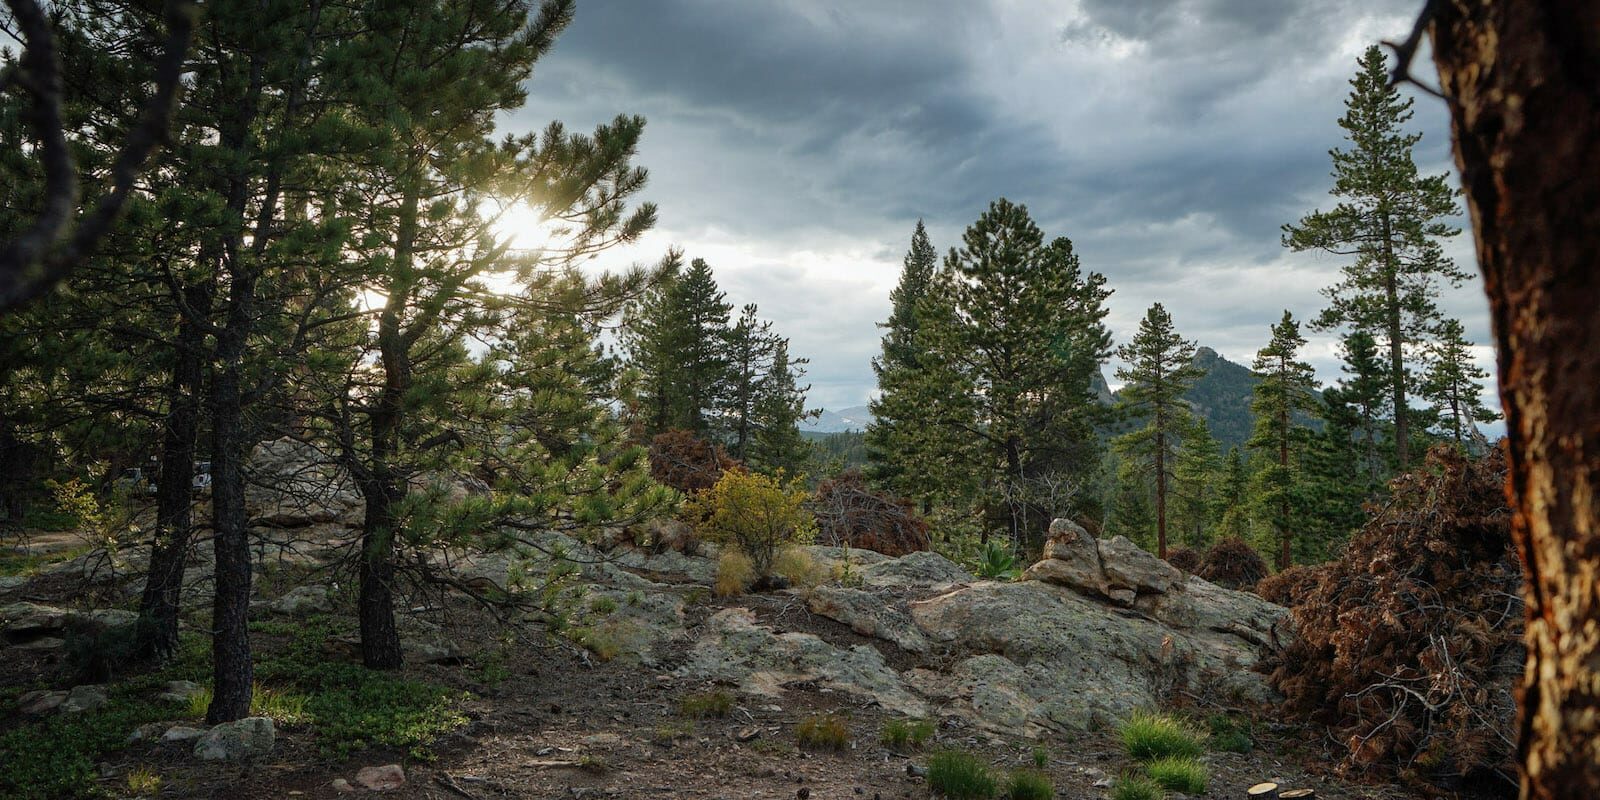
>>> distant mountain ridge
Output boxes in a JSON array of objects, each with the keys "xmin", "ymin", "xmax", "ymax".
[{"xmin": 817, "ymin": 346, "xmax": 1296, "ymax": 447}]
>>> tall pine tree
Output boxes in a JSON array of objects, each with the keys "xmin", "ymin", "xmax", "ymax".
[
  {"xmin": 866, "ymin": 220, "xmax": 939, "ymax": 503},
  {"xmin": 1283, "ymin": 44, "xmax": 1464, "ymax": 470},
  {"xmin": 1246, "ymin": 311, "xmax": 1319, "ymax": 569},
  {"xmin": 1420, "ymin": 318, "xmax": 1498, "ymax": 445},
  {"xmin": 1113, "ymin": 303, "xmax": 1203, "ymax": 559}
]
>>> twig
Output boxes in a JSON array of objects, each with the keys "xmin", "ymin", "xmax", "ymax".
[{"xmin": 1381, "ymin": 0, "xmax": 1446, "ymax": 98}]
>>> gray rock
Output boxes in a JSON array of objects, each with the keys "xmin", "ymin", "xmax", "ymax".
[
  {"xmin": 194, "ymin": 716, "xmax": 276, "ymax": 761},
  {"xmin": 1098, "ymin": 536, "xmax": 1182, "ymax": 595},
  {"xmin": 17, "ymin": 689, "xmax": 67, "ymax": 715},
  {"xmin": 355, "ymin": 763, "xmax": 406, "ymax": 791},
  {"xmin": 858, "ymin": 551, "xmax": 973, "ymax": 590},
  {"xmin": 806, "ymin": 585, "xmax": 929, "ymax": 653},
  {"xmin": 127, "ymin": 722, "xmax": 169, "ymax": 744},
  {"xmin": 675, "ymin": 607, "xmax": 927, "ymax": 717},
  {"xmin": 161, "ymin": 726, "xmax": 206, "ymax": 743},
  {"xmin": 246, "ymin": 438, "xmax": 361, "ymax": 526},
  {"xmin": 1, "ymin": 601, "xmax": 67, "ymax": 635},
  {"xmin": 0, "ymin": 575, "xmax": 28, "ymax": 593},
  {"xmin": 269, "ymin": 584, "xmax": 333, "ymax": 615},
  {"xmin": 908, "ymin": 579, "xmax": 1283, "ymax": 734},
  {"xmin": 331, "ymin": 778, "xmax": 357, "ymax": 793},
  {"xmin": 157, "ymin": 680, "xmax": 204, "ymax": 705},
  {"xmin": 60, "ymin": 684, "xmax": 109, "ymax": 714}
]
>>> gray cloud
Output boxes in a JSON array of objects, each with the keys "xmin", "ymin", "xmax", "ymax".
[{"xmin": 508, "ymin": 0, "xmax": 1494, "ymax": 421}]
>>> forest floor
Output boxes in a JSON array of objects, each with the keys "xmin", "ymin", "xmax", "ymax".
[{"xmin": 0, "ymin": 526, "xmax": 1442, "ymax": 800}]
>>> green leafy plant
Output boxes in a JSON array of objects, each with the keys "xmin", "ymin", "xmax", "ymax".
[
  {"xmin": 1109, "ymin": 773, "xmax": 1164, "ymax": 800},
  {"xmin": 880, "ymin": 718, "xmax": 935, "ymax": 751},
  {"xmin": 1003, "ymin": 769, "xmax": 1052, "ymax": 800},
  {"xmin": 926, "ymin": 750, "xmax": 997, "ymax": 799},
  {"xmin": 795, "ymin": 713, "xmax": 850, "ymax": 751},
  {"xmin": 1120, "ymin": 710, "xmax": 1204, "ymax": 761},
  {"xmin": 974, "ymin": 540, "xmax": 1020, "ymax": 580},
  {"xmin": 1147, "ymin": 756, "xmax": 1209, "ymax": 794},
  {"xmin": 1207, "ymin": 713, "xmax": 1253, "ymax": 753},
  {"xmin": 682, "ymin": 468, "xmax": 816, "ymax": 579}
]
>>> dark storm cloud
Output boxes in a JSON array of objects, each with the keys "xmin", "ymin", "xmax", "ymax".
[{"xmin": 506, "ymin": 0, "xmax": 1491, "ymax": 415}]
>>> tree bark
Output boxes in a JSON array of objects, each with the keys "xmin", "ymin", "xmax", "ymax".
[
  {"xmin": 1154, "ymin": 426, "xmax": 1167, "ymax": 559},
  {"xmin": 136, "ymin": 288, "xmax": 207, "ymax": 660},
  {"xmin": 1428, "ymin": 4, "xmax": 1600, "ymax": 797},
  {"xmin": 1381, "ymin": 216, "xmax": 1410, "ymax": 470}
]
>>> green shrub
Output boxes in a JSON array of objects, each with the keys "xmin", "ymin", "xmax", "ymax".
[
  {"xmin": 1003, "ymin": 768, "xmax": 1052, "ymax": 800},
  {"xmin": 1109, "ymin": 774, "xmax": 1164, "ymax": 800},
  {"xmin": 0, "ymin": 693, "xmax": 170, "ymax": 799},
  {"xmin": 589, "ymin": 596, "xmax": 618, "ymax": 615},
  {"xmin": 1120, "ymin": 709, "xmax": 1204, "ymax": 761},
  {"xmin": 1207, "ymin": 713, "xmax": 1253, "ymax": 753},
  {"xmin": 926, "ymin": 750, "xmax": 997, "ymax": 799},
  {"xmin": 679, "ymin": 691, "xmax": 734, "ymax": 718},
  {"xmin": 880, "ymin": 718, "xmax": 935, "ymax": 750},
  {"xmin": 1147, "ymin": 756, "xmax": 1209, "ymax": 794},
  {"xmin": 682, "ymin": 469, "xmax": 816, "ymax": 578},
  {"xmin": 795, "ymin": 713, "xmax": 850, "ymax": 751}
]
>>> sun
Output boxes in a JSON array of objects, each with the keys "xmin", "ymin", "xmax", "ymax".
[{"xmin": 490, "ymin": 201, "xmax": 568, "ymax": 255}]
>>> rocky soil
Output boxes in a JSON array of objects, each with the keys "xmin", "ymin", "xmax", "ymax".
[{"xmin": 0, "ymin": 447, "xmax": 1418, "ymax": 798}]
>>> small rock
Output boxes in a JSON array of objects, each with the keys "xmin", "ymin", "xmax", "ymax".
[
  {"xmin": 161, "ymin": 726, "xmax": 205, "ymax": 743},
  {"xmin": 194, "ymin": 716, "xmax": 275, "ymax": 761},
  {"xmin": 157, "ymin": 679, "xmax": 203, "ymax": 704},
  {"xmin": 331, "ymin": 778, "xmax": 356, "ymax": 793},
  {"xmin": 127, "ymin": 722, "xmax": 168, "ymax": 743},
  {"xmin": 906, "ymin": 763, "xmax": 927, "ymax": 778},
  {"xmin": 355, "ymin": 763, "xmax": 406, "ymax": 791},
  {"xmin": 0, "ymin": 575, "xmax": 28, "ymax": 592},
  {"xmin": 734, "ymin": 726, "xmax": 761, "ymax": 742},
  {"xmin": 60, "ymin": 684, "xmax": 109, "ymax": 714},
  {"xmin": 1093, "ymin": 777, "xmax": 1114, "ymax": 788},
  {"xmin": 16, "ymin": 689, "xmax": 66, "ymax": 715}
]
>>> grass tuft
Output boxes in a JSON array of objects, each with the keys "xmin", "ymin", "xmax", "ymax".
[
  {"xmin": 1120, "ymin": 709, "xmax": 1205, "ymax": 762},
  {"xmin": 1147, "ymin": 755, "xmax": 1209, "ymax": 794},
  {"xmin": 1109, "ymin": 773, "xmax": 1165, "ymax": 800},
  {"xmin": 795, "ymin": 713, "xmax": 850, "ymax": 751},
  {"xmin": 679, "ymin": 691, "xmax": 734, "ymax": 719},
  {"xmin": 926, "ymin": 750, "xmax": 997, "ymax": 799},
  {"xmin": 880, "ymin": 718, "xmax": 936, "ymax": 751},
  {"xmin": 1003, "ymin": 768, "xmax": 1052, "ymax": 800}
]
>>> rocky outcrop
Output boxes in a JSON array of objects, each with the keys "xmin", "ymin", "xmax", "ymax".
[
  {"xmin": 246, "ymin": 438, "xmax": 361, "ymax": 527},
  {"xmin": 806, "ymin": 585, "xmax": 930, "ymax": 654},
  {"xmin": 1023, "ymin": 519, "xmax": 1183, "ymax": 605}
]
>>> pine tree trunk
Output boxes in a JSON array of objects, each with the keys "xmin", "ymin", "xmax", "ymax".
[
  {"xmin": 1429, "ymin": 4, "xmax": 1600, "ymax": 796},
  {"xmin": 137, "ymin": 297, "xmax": 206, "ymax": 660},
  {"xmin": 207, "ymin": 337, "xmax": 253, "ymax": 723},
  {"xmin": 1278, "ymin": 405, "xmax": 1291, "ymax": 570},
  {"xmin": 1381, "ymin": 218, "xmax": 1410, "ymax": 469},
  {"xmin": 1154, "ymin": 428, "xmax": 1167, "ymax": 559}
]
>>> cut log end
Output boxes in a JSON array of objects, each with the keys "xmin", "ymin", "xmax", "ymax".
[
  {"xmin": 1279, "ymin": 791, "xmax": 1315, "ymax": 799},
  {"xmin": 1247, "ymin": 783, "xmax": 1280, "ymax": 799}
]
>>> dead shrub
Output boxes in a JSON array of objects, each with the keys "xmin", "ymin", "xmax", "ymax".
[
  {"xmin": 1254, "ymin": 564, "xmax": 1320, "ymax": 607},
  {"xmin": 648, "ymin": 429, "xmax": 739, "ymax": 494},
  {"xmin": 1164, "ymin": 546, "xmax": 1201, "ymax": 573},
  {"xmin": 1263, "ymin": 445, "xmax": 1521, "ymax": 794},
  {"xmin": 805, "ymin": 470, "xmax": 930, "ymax": 556},
  {"xmin": 1196, "ymin": 537, "xmax": 1268, "ymax": 590}
]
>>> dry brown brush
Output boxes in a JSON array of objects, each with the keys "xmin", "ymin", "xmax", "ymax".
[
  {"xmin": 805, "ymin": 470, "xmax": 930, "ymax": 556},
  {"xmin": 1264, "ymin": 445, "xmax": 1522, "ymax": 794},
  {"xmin": 1164, "ymin": 546, "xmax": 1202, "ymax": 573},
  {"xmin": 647, "ymin": 429, "xmax": 739, "ymax": 494},
  {"xmin": 1196, "ymin": 536, "xmax": 1268, "ymax": 590}
]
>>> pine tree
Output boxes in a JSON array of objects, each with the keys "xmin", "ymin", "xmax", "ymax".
[
  {"xmin": 1246, "ymin": 311, "xmax": 1320, "ymax": 569},
  {"xmin": 1114, "ymin": 303, "xmax": 1203, "ymax": 559},
  {"xmin": 1170, "ymin": 420, "xmax": 1223, "ymax": 550},
  {"xmin": 918, "ymin": 200, "xmax": 1112, "ymax": 548},
  {"xmin": 1105, "ymin": 455, "xmax": 1156, "ymax": 549},
  {"xmin": 622, "ymin": 257, "xmax": 731, "ymax": 439},
  {"xmin": 1336, "ymin": 331, "xmax": 1391, "ymax": 480},
  {"xmin": 1215, "ymin": 447, "xmax": 1254, "ymax": 542},
  {"xmin": 1284, "ymin": 44, "xmax": 1465, "ymax": 470},
  {"xmin": 750, "ymin": 339, "xmax": 815, "ymax": 475},
  {"xmin": 866, "ymin": 220, "xmax": 939, "ymax": 501},
  {"xmin": 1420, "ymin": 318, "xmax": 1498, "ymax": 445},
  {"xmin": 723, "ymin": 303, "xmax": 778, "ymax": 461}
]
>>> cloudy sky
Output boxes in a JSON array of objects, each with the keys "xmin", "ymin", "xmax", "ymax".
[{"xmin": 502, "ymin": 0, "xmax": 1494, "ymax": 420}]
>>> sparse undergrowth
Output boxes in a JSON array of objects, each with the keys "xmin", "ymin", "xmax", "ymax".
[
  {"xmin": 880, "ymin": 717, "xmax": 935, "ymax": 751},
  {"xmin": 679, "ymin": 690, "xmax": 734, "ymax": 718}
]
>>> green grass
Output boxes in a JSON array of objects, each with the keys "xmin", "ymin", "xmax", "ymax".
[
  {"xmin": 1207, "ymin": 713, "xmax": 1253, "ymax": 753},
  {"xmin": 589, "ymin": 596, "xmax": 618, "ymax": 615},
  {"xmin": 1030, "ymin": 744, "xmax": 1049, "ymax": 768},
  {"xmin": 1147, "ymin": 756, "xmax": 1209, "ymax": 794},
  {"xmin": 679, "ymin": 691, "xmax": 734, "ymax": 719},
  {"xmin": 880, "ymin": 718, "xmax": 935, "ymax": 750},
  {"xmin": 1109, "ymin": 773, "xmax": 1164, "ymax": 800},
  {"xmin": 1003, "ymin": 768, "xmax": 1052, "ymax": 800},
  {"xmin": 795, "ymin": 713, "xmax": 850, "ymax": 751},
  {"xmin": 0, "ymin": 691, "xmax": 171, "ymax": 799},
  {"xmin": 1120, "ymin": 709, "xmax": 1205, "ymax": 762},
  {"xmin": 926, "ymin": 751, "xmax": 997, "ymax": 799},
  {"xmin": 184, "ymin": 682, "xmax": 312, "ymax": 724}
]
